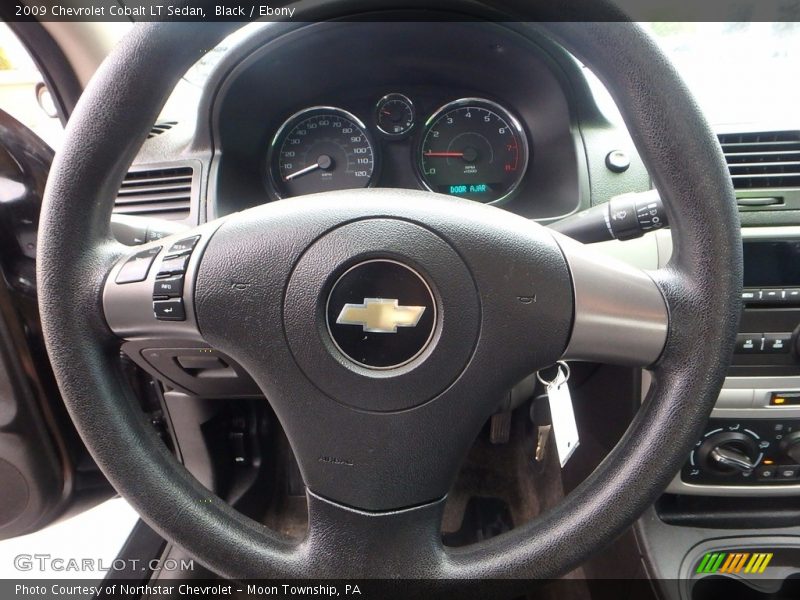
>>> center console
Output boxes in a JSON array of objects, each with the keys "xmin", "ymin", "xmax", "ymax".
[
  {"xmin": 623, "ymin": 229, "xmax": 800, "ymax": 600},
  {"xmin": 667, "ymin": 227, "xmax": 800, "ymax": 496}
]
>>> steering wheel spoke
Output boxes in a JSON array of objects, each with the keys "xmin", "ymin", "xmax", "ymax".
[
  {"xmin": 554, "ymin": 232, "xmax": 670, "ymax": 368},
  {"xmin": 302, "ymin": 489, "xmax": 447, "ymax": 577}
]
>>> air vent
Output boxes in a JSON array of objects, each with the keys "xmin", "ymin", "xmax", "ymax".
[
  {"xmin": 718, "ymin": 131, "xmax": 800, "ymax": 190},
  {"xmin": 114, "ymin": 165, "xmax": 193, "ymax": 221},
  {"xmin": 148, "ymin": 121, "xmax": 177, "ymax": 139}
]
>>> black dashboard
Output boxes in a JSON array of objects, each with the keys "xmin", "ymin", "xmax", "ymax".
[{"xmin": 209, "ymin": 21, "xmax": 593, "ymax": 220}]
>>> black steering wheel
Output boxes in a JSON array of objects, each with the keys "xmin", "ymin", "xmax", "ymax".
[{"xmin": 37, "ymin": 8, "xmax": 741, "ymax": 581}]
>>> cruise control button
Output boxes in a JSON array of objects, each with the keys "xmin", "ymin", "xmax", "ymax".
[
  {"xmin": 764, "ymin": 333, "xmax": 792, "ymax": 354},
  {"xmin": 735, "ymin": 333, "xmax": 762, "ymax": 354},
  {"xmin": 168, "ymin": 236, "xmax": 200, "ymax": 255},
  {"xmin": 157, "ymin": 254, "xmax": 190, "ymax": 277},
  {"xmin": 153, "ymin": 275, "xmax": 184, "ymax": 298},
  {"xmin": 153, "ymin": 298, "xmax": 185, "ymax": 321},
  {"xmin": 115, "ymin": 246, "xmax": 161, "ymax": 284},
  {"xmin": 147, "ymin": 229, "xmax": 173, "ymax": 242}
]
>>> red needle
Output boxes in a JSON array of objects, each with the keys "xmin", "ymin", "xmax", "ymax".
[{"xmin": 424, "ymin": 151, "xmax": 464, "ymax": 157}]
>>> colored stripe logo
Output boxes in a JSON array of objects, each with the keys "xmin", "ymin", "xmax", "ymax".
[{"xmin": 696, "ymin": 552, "xmax": 773, "ymax": 574}]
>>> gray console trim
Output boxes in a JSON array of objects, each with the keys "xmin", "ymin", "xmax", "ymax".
[
  {"xmin": 667, "ymin": 470, "xmax": 800, "ymax": 497},
  {"xmin": 739, "ymin": 225, "xmax": 800, "ymax": 240}
]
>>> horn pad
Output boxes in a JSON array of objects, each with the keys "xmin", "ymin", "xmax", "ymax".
[{"xmin": 284, "ymin": 218, "xmax": 480, "ymax": 412}]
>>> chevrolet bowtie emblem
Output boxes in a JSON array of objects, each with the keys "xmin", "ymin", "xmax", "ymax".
[{"xmin": 336, "ymin": 298, "xmax": 426, "ymax": 333}]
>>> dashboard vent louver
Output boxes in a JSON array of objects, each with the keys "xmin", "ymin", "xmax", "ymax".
[
  {"xmin": 114, "ymin": 166, "xmax": 194, "ymax": 221},
  {"xmin": 148, "ymin": 121, "xmax": 177, "ymax": 139},
  {"xmin": 718, "ymin": 131, "xmax": 800, "ymax": 190}
]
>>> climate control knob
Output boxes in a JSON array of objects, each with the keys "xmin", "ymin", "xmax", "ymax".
[
  {"xmin": 697, "ymin": 431, "xmax": 760, "ymax": 474},
  {"xmin": 780, "ymin": 431, "xmax": 800, "ymax": 463}
]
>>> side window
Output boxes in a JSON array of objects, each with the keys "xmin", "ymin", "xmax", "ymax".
[{"xmin": 0, "ymin": 22, "xmax": 63, "ymax": 148}]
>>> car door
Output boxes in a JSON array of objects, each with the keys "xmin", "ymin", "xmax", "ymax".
[{"xmin": 0, "ymin": 21, "xmax": 116, "ymax": 541}]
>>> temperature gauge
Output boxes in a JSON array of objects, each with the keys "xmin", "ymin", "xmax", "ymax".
[{"xmin": 375, "ymin": 93, "xmax": 415, "ymax": 137}]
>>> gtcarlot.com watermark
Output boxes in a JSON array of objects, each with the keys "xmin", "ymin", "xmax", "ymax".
[{"xmin": 14, "ymin": 553, "xmax": 194, "ymax": 573}]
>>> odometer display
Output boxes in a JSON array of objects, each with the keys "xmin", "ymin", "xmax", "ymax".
[
  {"xmin": 419, "ymin": 98, "xmax": 529, "ymax": 203},
  {"xmin": 269, "ymin": 107, "xmax": 375, "ymax": 198}
]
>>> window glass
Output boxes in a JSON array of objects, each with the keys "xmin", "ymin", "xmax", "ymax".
[
  {"xmin": 0, "ymin": 22, "xmax": 63, "ymax": 148},
  {"xmin": 644, "ymin": 22, "xmax": 800, "ymax": 125}
]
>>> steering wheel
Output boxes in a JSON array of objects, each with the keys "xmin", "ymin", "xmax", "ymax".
[{"xmin": 37, "ymin": 9, "xmax": 741, "ymax": 581}]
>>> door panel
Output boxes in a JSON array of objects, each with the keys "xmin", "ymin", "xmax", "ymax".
[{"xmin": 0, "ymin": 109, "xmax": 114, "ymax": 540}]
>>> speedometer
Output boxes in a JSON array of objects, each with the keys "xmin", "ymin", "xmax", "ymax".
[
  {"xmin": 268, "ymin": 107, "xmax": 376, "ymax": 198},
  {"xmin": 418, "ymin": 98, "xmax": 529, "ymax": 204}
]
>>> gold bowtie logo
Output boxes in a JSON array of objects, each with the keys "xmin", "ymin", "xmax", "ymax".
[{"xmin": 336, "ymin": 298, "xmax": 426, "ymax": 333}]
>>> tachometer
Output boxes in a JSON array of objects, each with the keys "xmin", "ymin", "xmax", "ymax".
[
  {"xmin": 418, "ymin": 98, "xmax": 529, "ymax": 204},
  {"xmin": 269, "ymin": 107, "xmax": 376, "ymax": 198}
]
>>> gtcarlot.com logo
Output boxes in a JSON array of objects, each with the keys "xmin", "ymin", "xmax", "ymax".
[
  {"xmin": 696, "ymin": 552, "xmax": 773, "ymax": 575},
  {"xmin": 14, "ymin": 554, "xmax": 194, "ymax": 572}
]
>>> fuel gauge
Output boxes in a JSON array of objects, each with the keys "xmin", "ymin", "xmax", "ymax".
[{"xmin": 376, "ymin": 93, "xmax": 415, "ymax": 137}]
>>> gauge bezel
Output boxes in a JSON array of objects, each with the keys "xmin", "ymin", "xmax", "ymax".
[
  {"xmin": 375, "ymin": 93, "xmax": 416, "ymax": 138},
  {"xmin": 266, "ymin": 106, "xmax": 378, "ymax": 199},
  {"xmin": 416, "ymin": 97, "xmax": 530, "ymax": 206}
]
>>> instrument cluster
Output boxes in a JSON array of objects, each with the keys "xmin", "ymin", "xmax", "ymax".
[{"xmin": 266, "ymin": 95, "xmax": 531, "ymax": 205}]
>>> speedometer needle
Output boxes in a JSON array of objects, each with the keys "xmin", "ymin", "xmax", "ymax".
[
  {"xmin": 284, "ymin": 154, "xmax": 333, "ymax": 181},
  {"xmin": 284, "ymin": 163, "xmax": 321, "ymax": 181}
]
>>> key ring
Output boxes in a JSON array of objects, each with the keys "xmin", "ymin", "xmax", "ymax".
[{"xmin": 536, "ymin": 360, "xmax": 571, "ymax": 387}]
